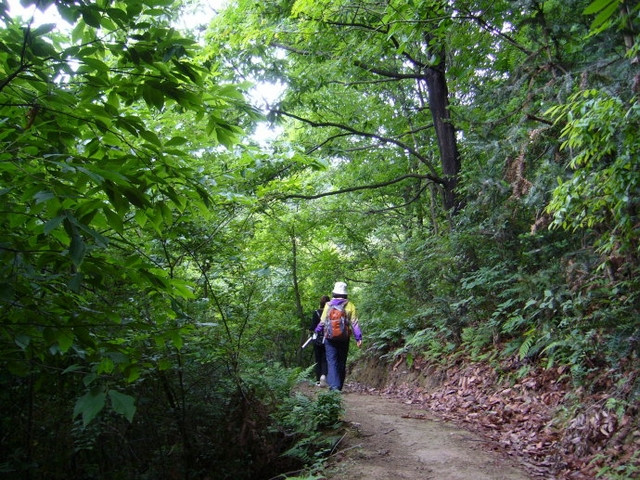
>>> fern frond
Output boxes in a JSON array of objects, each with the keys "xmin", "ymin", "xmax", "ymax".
[{"xmin": 519, "ymin": 334, "xmax": 536, "ymax": 360}]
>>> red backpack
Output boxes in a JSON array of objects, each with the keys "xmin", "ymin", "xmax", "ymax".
[{"xmin": 324, "ymin": 302, "xmax": 351, "ymax": 341}]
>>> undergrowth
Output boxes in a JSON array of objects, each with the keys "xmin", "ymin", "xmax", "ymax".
[{"xmin": 270, "ymin": 388, "xmax": 345, "ymax": 479}]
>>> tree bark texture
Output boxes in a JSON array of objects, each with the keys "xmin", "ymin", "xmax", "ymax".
[{"xmin": 423, "ymin": 67, "xmax": 460, "ymax": 211}]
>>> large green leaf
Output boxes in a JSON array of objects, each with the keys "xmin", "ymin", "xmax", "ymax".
[
  {"xmin": 583, "ymin": 0, "xmax": 617, "ymax": 15},
  {"xmin": 108, "ymin": 390, "xmax": 137, "ymax": 423},
  {"xmin": 142, "ymin": 82, "xmax": 165, "ymax": 111},
  {"xmin": 73, "ymin": 389, "xmax": 106, "ymax": 426}
]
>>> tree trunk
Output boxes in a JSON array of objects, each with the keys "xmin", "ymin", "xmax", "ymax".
[{"xmin": 423, "ymin": 49, "xmax": 460, "ymax": 211}]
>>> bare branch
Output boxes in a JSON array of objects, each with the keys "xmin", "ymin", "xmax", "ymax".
[
  {"xmin": 283, "ymin": 173, "xmax": 439, "ymax": 200},
  {"xmin": 398, "ymin": 124, "xmax": 434, "ymax": 137},
  {"xmin": 272, "ymin": 109, "xmax": 440, "ymax": 178},
  {"xmin": 327, "ymin": 77, "xmax": 406, "ymax": 86},
  {"xmin": 526, "ymin": 114, "xmax": 554, "ymax": 125},
  {"xmin": 305, "ymin": 132, "xmax": 352, "ymax": 155},
  {"xmin": 352, "ymin": 60, "xmax": 427, "ymax": 80},
  {"xmin": 366, "ymin": 183, "xmax": 429, "ymax": 214},
  {"xmin": 454, "ymin": 12, "xmax": 534, "ymax": 56}
]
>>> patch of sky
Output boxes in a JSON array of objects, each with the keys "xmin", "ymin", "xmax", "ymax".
[{"xmin": 6, "ymin": 0, "xmax": 284, "ymax": 145}]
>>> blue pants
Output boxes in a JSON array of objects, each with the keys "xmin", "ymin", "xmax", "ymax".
[{"xmin": 324, "ymin": 339, "xmax": 350, "ymax": 390}]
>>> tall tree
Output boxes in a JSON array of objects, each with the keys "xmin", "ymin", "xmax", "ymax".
[
  {"xmin": 207, "ymin": 0, "xmax": 462, "ymax": 212},
  {"xmin": 0, "ymin": 1, "xmax": 266, "ymax": 476}
]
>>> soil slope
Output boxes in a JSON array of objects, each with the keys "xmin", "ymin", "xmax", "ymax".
[{"xmin": 322, "ymin": 388, "xmax": 533, "ymax": 480}]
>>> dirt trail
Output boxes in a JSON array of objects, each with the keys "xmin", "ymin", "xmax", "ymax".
[{"xmin": 323, "ymin": 389, "xmax": 534, "ymax": 480}]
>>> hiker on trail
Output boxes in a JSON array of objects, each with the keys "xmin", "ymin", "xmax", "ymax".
[
  {"xmin": 314, "ymin": 281, "xmax": 362, "ymax": 391},
  {"xmin": 310, "ymin": 295, "xmax": 330, "ymax": 387}
]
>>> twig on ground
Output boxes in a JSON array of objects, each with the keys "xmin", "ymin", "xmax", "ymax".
[
  {"xmin": 330, "ymin": 432, "xmax": 348, "ymax": 455},
  {"xmin": 330, "ymin": 443, "xmax": 363, "ymax": 457}
]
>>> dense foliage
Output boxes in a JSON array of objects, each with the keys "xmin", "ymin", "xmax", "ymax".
[
  {"xmin": 0, "ymin": 1, "xmax": 333, "ymax": 478},
  {"xmin": 206, "ymin": 0, "xmax": 640, "ymax": 476},
  {"xmin": 1, "ymin": 0, "xmax": 638, "ymax": 478}
]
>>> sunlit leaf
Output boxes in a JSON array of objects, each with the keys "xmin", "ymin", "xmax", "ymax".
[
  {"xmin": 583, "ymin": 0, "xmax": 616, "ymax": 15},
  {"xmin": 589, "ymin": 0, "xmax": 619, "ymax": 30}
]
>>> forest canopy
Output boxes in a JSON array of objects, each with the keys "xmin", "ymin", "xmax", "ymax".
[{"xmin": 0, "ymin": 0, "xmax": 638, "ymax": 478}]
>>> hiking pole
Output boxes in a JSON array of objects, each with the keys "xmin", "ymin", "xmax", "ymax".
[{"xmin": 301, "ymin": 335, "xmax": 314, "ymax": 349}]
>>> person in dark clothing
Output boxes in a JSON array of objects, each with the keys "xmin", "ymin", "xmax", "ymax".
[{"xmin": 310, "ymin": 295, "xmax": 330, "ymax": 387}]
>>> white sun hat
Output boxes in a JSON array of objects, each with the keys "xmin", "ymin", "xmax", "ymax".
[{"xmin": 332, "ymin": 281, "xmax": 348, "ymax": 295}]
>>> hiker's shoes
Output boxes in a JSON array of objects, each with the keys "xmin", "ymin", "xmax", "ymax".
[{"xmin": 319, "ymin": 375, "xmax": 327, "ymax": 388}]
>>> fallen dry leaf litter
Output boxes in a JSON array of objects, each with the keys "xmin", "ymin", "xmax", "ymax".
[{"xmin": 349, "ymin": 355, "xmax": 640, "ymax": 479}]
